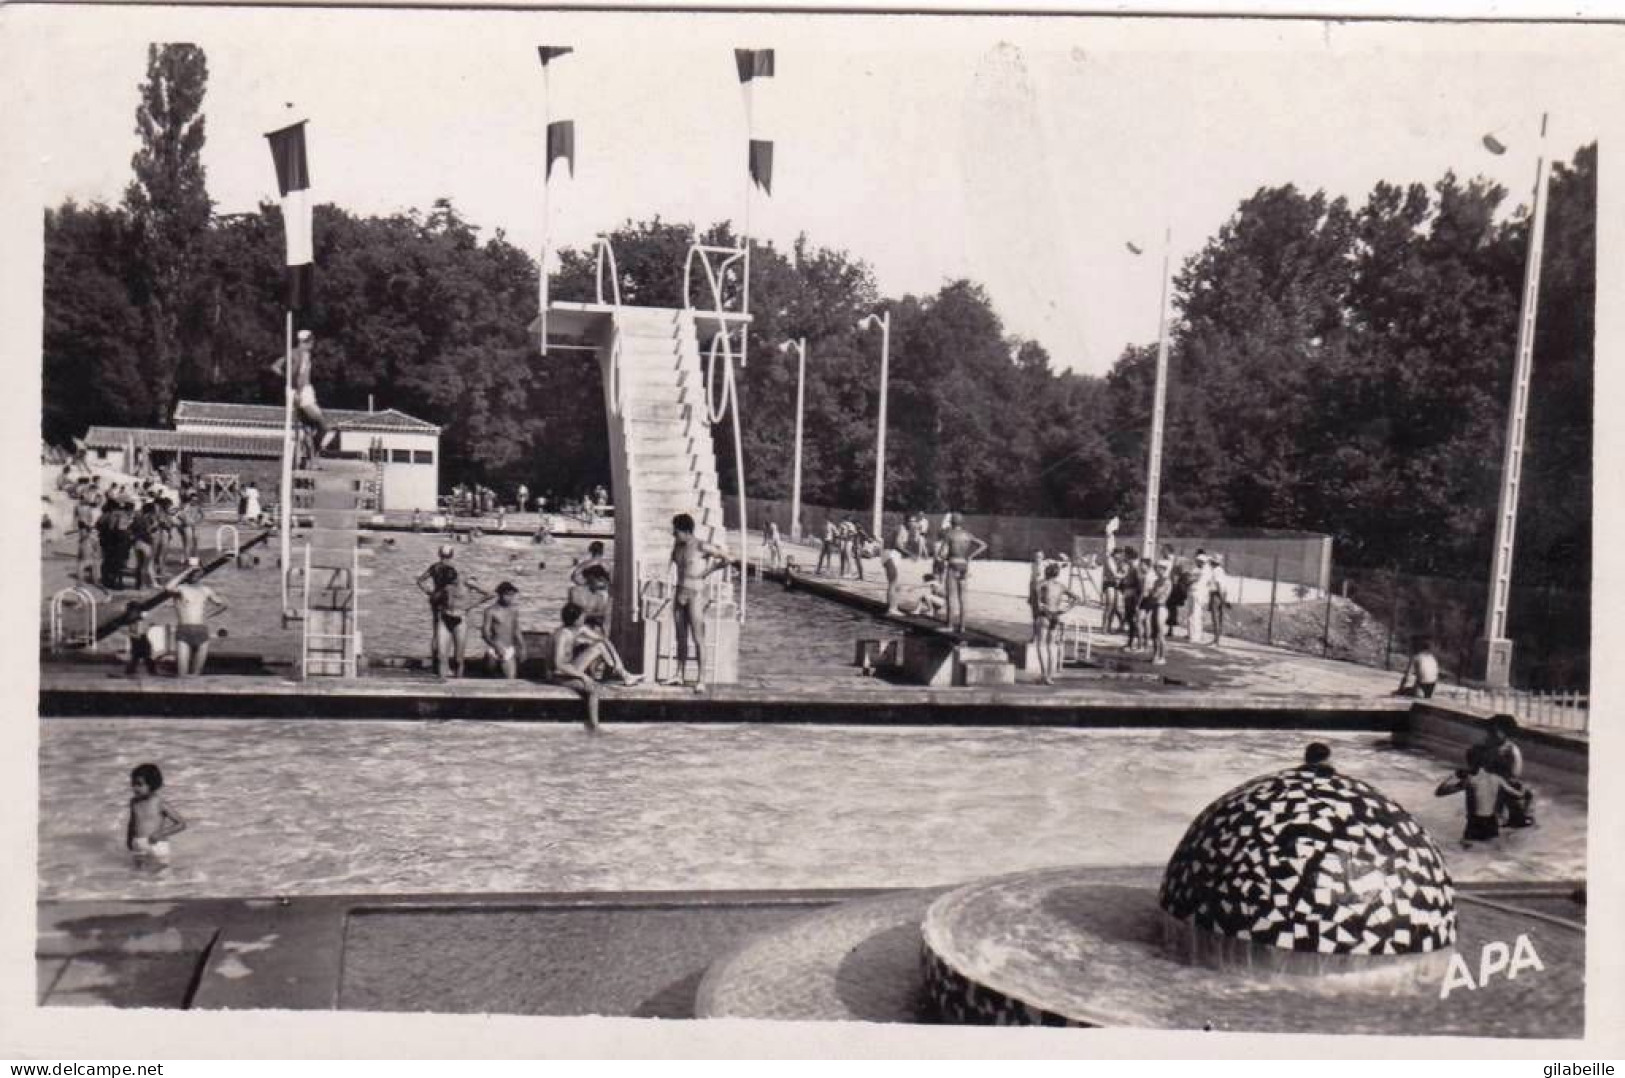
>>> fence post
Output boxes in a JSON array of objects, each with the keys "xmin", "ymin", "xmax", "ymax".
[
  {"xmin": 1322, "ymin": 581, "xmax": 1335, "ymax": 657},
  {"xmin": 1267, "ymin": 555, "xmax": 1279, "ymax": 647}
]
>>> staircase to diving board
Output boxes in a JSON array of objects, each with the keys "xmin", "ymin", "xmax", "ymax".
[{"xmin": 291, "ymin": 457, "xmax": 374, "ymax": 678}]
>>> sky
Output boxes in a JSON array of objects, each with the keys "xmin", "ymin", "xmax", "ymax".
[{"xmin": 10, "ymin": 8, "xmax": 1615, "ymax": 374}]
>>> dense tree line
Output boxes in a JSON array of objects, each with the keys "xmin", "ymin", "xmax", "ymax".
[{"xmin": 42, "ymin": 45, "xmax": 1593, "ymax": 591}]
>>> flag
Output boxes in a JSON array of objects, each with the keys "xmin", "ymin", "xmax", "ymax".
[
  {"xmin": 748, "ymin": 139, "xmax": 773, "ymax": 196},
  {"xmin": 537, "ymin": 45, "xmax": 573, "ymax": 65},
  {"xmin": 265, "ymin": 121, "xmax": 313, "ymax": 311},
  {"xmin": 735, "ymin": 48, "xmax": 775, "ymax": 82},
  {"xmin": 546, "ymin": 120, "xmax": 575, "ymax": 180}
]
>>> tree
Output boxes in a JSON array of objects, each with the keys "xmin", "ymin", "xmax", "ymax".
[
  {"xmin": 42, "ymin": 202, "xmax": 147, "ymax": 442},
  {"xmin": 123, "ymin": 44, "xmax": 213, "ymax": 424}
]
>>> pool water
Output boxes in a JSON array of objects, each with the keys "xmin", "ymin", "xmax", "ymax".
[
  {"xmin": 38, "ymin": 724, "xmax": 1585, "ymax": 902},
  {"xmin": 52, "ymin": 529, "xmax": 904, "ymax": 681}
]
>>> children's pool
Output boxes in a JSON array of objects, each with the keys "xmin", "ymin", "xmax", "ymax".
[{"xmin": 38, "ymin": 724, "xmax": 1585, "ymax": 902}]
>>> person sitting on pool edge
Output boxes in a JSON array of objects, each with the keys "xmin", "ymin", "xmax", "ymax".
[{"xmin": 552, "ymin": 602, "xmax": 642, "ymax": 731}]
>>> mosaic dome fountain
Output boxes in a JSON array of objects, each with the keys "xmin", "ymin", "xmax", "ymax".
[
  {"xmin": 917, "ymin": 765, "xmax": 1488, "ymax": 1029},
  {"xmin": 1157, "ymin": 767, "xmax": 1457, "ymax": 979},
  {"xmin": 699, "ymin": 756, "xmax": 1583, "ymax": 1036}
]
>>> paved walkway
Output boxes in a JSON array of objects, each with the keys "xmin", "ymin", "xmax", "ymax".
[{"xmin": 745, "ymin": 535, "xmax": 1406, "ymax": 699}]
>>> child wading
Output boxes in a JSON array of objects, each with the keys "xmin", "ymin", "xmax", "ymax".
[
  {"xmin": 1434, "ymin": 744, "xmax": 1528, "ymax": 848},
  {"xmin": 127, "ymin": 763, "xmax": 186, "ymax": 868}
]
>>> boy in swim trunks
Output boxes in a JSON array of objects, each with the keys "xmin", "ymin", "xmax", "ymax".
[
  {"xmin": 882, "ymin": 544, "xmax": 904, "ymax": 614},
  {"xmin": 567, "ymin": 564, "xmax": 614, "ymax": 634},
  {"xmin": 481, "ymin": 581, "xmax": 526, "ymax": 678},
  {"xmin": 127, "ymin": 762, "xmax": 186, "ymax": 867},
  {"xmin": 270, "ymin": 329, "xmax": 332, "ymax": 462},
  {"xmin": 1034, "ymin": 562, "xmax": 1083, "ymax": 685},
  {"xmin": 666, "ymin": 512, "xmax": 729, "ymax": 691},
  {"xmin": 913, "ymin": 573, "xmax": 948, "ymax": 619},
  {"xmin": 936, "ymin": 513, "xmax": 989, "ymax": 635},
  {"xmin": 1435, "ymin": 744, "xmax": 1527, "ymax": 848},
  {"xmin": 571, "ymin": 541, "xmax": 611, "ymax": 587},
  {"xmin": 163, "ymin": 560, "xmax": 227, "ymax": 677},
  {"xmin": 122, "ymin": 602, "xmax": 157, "ymax": 676}
]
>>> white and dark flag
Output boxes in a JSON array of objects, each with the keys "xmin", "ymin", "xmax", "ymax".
[
  {"xmin": 547, "ymin": 120, "xmax": 576, "ymax": 179},
  {"xmin": 748, "ymin": 139, "xmax": 773, "ymax": 195},
  {"xmin": 734, "ymin": 48, "xmax": 774, "ymax": 82},
  {"xmin": 265, "ymin": 121, "xmax": 313, "ymax": 311},
  {"xmin": 535, "ymin": 46, "xmax": 576, "ymax": 351},
  {"xmin": 735, "ymin": 48, "xmax": 776, "ymax": 198}
]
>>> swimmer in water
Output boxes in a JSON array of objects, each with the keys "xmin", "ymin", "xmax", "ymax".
[{"xmin": 127, "ymin": 762, "xmax": 186, "ymax": 867}]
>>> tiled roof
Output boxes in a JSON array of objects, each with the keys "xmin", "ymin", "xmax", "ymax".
[
  {"xmin": 83, "ymin": 426, "xmax": 283, "ymax": 457},
  {"xmin": 173, "ymin": 400, "xmax": 440, "ymax": 433}
]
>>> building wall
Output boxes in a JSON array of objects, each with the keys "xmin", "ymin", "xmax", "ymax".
[{"xmin": 336, "ymin": 430, "xmax": 439, "ymax": 512}]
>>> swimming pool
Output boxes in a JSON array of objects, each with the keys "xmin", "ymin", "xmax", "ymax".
[{"xmin": 38, "ymin": 723, "xmax": 1585, "ymax": 902}]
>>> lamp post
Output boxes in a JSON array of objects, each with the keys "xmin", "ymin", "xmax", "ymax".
[
  {"xmin": 1478, "ymin": 113, "xmax": 1553, "ymax": 688},
  {"xmin": 858, "ymin": 310, "xmax": 892, "ymax": 541},
  {"xmin": 776, "ymin": 338, "xmax": 808, "ymax": 541},
  {"xmin": 1129, "ymin": 228, "xmax": 1174, "ymax": 557}
]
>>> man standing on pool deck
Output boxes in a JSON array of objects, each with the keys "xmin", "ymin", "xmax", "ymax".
[
  {"xmin": 271, "ymin": 329, "xmax": 331, "ymax": 461},
  {"xmin": 163, "ymin": 559, "xmax": 228, "ymax": 677},
  {"xmin": 937, "ymin": 513, "xmax": 989, "ymax": 635},
  {"xmin": 666, "ymin": 512, "xmax": 729, "ymax": 691},
  {"xmin": 417, "ymin": 545, "xmax": 460, "ymax": 669}
]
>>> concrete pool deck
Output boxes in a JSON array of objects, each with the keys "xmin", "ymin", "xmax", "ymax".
[{"xmin": 41, "ymin": 526, "xmax": 1585, "ymax": 739}]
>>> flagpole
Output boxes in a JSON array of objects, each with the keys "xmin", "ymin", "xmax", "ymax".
[
  {"xmin": 1143, "ymin": 225, "xmax": 1173, "ymax": 558},
  {"xmin": 740, "ymin": 71, "xmax": 754, "ymax": 367},
  {"xmin": 279, "ymin": 310, "xmax": 294, "ymax": 616},
  {"xmin": 539, "ymin": 61, "xmax": 552, "ymax": 355}
]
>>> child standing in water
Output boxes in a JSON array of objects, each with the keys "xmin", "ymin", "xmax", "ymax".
[
  {"xmin": 127, "ymin": 763, "xmax": 186, "ymax": 866},
  {"xmin": 1435, "ymin": 745, "xmax": 1526, "ymax": 848}
]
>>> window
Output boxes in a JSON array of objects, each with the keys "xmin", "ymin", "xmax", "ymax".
[
  {"xmin": 390, "ymin": 449, "xmax": 412, "ymax": 463},
  {"xmin": 413, "ymin": 450, "xmax": 434, "ymax": 465}
]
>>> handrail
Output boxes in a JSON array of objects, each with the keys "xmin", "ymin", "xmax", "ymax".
[
  {"xmin": 215, "ymin": 524, "xmax": 240, "ymax": 560},
  {"xmin": 50, "ymin": 586, "xmax": 99, "ymax": 653},
  {"xmin": 595, "ymin": 235, "xmax": 644, "ymax": 631},
  {"xmin": 595, "ymin": 237, "xmax": 624, "ymax": 308},
  {"xmin": 300, "ymin": 543, "xmax": 311, "ymax": 681}
]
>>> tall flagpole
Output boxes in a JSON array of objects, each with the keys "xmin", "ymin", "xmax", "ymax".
[
  {"xmin": 1143, "ymin": 226, "xmax": 1173, "ymax": 558},
  {"xmin": 1479, "ymin": 112, "xmax": 1552, "ymax": 687},
  {"xmin": 740, "ymin": 77, "xmax": 753, "ymax": 367},
  {"xmin": 539, "ymin": 60, "xmax": 552, "ymax": 355},
  {"xmin": 279, "ymin": 311, "xmax": 294, "ymax": 616}
]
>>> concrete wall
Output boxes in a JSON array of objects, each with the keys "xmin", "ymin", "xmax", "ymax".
[
  {"xmin": 1396, "ymin": 703, "xmax": 1587, "ymax": 791},
  {"xmin": 335, "ymin": 430, "xmax": 438, "ymax": 512}
]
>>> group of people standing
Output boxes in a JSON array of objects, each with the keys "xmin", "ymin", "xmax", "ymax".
[
  {"xmin": 61, "ymin": 473, "xmax": 206, "ymax": 594},
  {"xmin": 1098, "ymin": 547, "xmax": 1231, "ymax": 665}
]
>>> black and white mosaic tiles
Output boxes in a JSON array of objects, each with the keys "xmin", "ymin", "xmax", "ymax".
[{"xmin": 1158, "ymin": 766, "xmax": 1457, "ymax": 956}]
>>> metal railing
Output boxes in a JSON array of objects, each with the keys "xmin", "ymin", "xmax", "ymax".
[
  {"xmin": 595, "ymin": 235, "xmax": 643, "ymax": 625},
  {"xmin": 685, "ymin": 240, "xmax": 750, "ymax": 627},
  {"xmin": 1437, "ymin": 685, "xmax": 1590, "ymax": 734},
  {"xmin": 49, "ymin": 586, "xmax": 99, "ymax": 653}
]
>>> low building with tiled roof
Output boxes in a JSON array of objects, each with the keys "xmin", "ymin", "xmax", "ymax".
[
  {"xmin": 172, "ymin": 400, "xmax": 440, "ymax": 436},
  {"xmin": 81, "ymin": 400, "xmax": 441, "ymax": 511}
]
